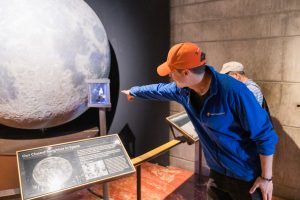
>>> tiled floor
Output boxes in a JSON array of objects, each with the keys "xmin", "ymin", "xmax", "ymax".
[
  {"xmin": 164, "ymin": 175, "xmax": 286, "ymax": 200},
  {"xmin": 164, "ymin": 175, "xmax": 208, "ymax": 200},
  {"xmin": 48, "ymin": 162, "xmax": 285, "ymax": 200},
  {"xmin": 54, "ymin": 162, "xmax": 194, "ymax": 200},
  {"xmin": 1, "ymin": 162, "xmax": 287, "ymax": 200}
]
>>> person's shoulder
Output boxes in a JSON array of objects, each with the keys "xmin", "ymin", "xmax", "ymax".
[
  {"xmin": 205, "ymin": 65, "xmax": 245, "ymax": 99},
  {"xmin": 157, "ymin": 82, "xmax": 177, "ymax": 89},
  {"xmin": 156, "ymin": 82, "xmax": 182, "ymax": 93},
  {"xmin": 245, "ymin": 79, "xmax": 261, "ymax": 89},
  {"xmin": 213, "ymin": 69, "xmax": 246, "ymax": 91}
]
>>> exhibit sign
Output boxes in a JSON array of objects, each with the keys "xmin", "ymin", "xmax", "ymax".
[
  {"xmin": 16, "ymin": 134, "xmax": 135, "ymax": 200},
  {"xmin": 87, "ymin": 78, "xmax": 111, "ymax": 108},
  {"xmin": 166, "ymin": 111, "xmax": 199, "ymax": 144}
]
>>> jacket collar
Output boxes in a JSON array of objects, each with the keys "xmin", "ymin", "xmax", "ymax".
[
  {"xmin": 206, "ymin": 65, "xmax": 218, "ymax": 96},
  {"xmin": 177, "ymin": 65, "xmax": 218, "ymax": 96}
]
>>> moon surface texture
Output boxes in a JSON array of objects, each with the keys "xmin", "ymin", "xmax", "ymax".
[
  {"xmin": 0, "ymin": 0, "xmax": 110, "ymax": 129},
  {"xmin": 32, "ymin": 157, "xmax": 73, "ymax": 187}
]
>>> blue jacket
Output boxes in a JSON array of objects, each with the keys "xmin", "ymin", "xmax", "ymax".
[{"xmin": 130, "ymin": 66, "xmax": 278, "ymax": 181}]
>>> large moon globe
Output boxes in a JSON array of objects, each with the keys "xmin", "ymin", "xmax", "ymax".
[{"xmin": 0, "ymin": 0, "xmax": 110, "ymax": 129}]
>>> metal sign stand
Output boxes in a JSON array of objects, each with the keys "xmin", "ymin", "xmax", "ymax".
[
  {"xmin": 99, "ymin": 108, "xmax": 109, "ymax": 200},
  {"xmin": 131, "ymin": 139, "xmax": 185, "ymax": 200},
  {"xmin": 87, "ymin": 78, "xmax": 112, "ymax": 200}
]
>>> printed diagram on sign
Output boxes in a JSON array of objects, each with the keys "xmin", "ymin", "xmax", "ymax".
[{"xmin": 82, "ymin": 160, "xmax": 109, "ymax": 180}]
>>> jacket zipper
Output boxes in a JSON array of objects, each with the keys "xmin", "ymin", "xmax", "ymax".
[{"xmin": 200, "ymin": 93, "xmax": 227, "ymax": 174}]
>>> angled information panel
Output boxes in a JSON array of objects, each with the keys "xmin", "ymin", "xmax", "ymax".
[
  {"xmin": 166, "ymin": 111, "xmax": 199, "ymax": 144},
  {"xmin": 17, "ymin": 134, "xmax": 135, "ymax": 200}
]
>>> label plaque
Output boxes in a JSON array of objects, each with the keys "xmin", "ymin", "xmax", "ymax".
[
  {"xmin": 17, "ymin": 134, "xmax": 135, "ymax": 200},
  {"xmin": 166, "ymin": 111, "xmax": 199, "ymax": 143}
]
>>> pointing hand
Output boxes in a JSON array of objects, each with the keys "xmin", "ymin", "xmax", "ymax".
[{"xmin": 121, "ymin": 90, "xmax": 135, "ymax": 101}]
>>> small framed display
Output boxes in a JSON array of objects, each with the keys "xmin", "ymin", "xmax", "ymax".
[
  {"xmin": 87, "ymin": 78, "xmax": 111, "ymax": 108},
  {"xmin": 16, "ymin": 134, "xmax": 135, "ymax": 200},
  {"xmin": 166, "ymin": 111, "xmax": 199, "ymax": 144}
]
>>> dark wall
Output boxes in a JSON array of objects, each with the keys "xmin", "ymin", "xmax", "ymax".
[{"xmin": 85, "ymin": 0, "xmax": 170, "ymax": 165}]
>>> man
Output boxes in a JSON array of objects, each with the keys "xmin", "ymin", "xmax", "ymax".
[
  {"xmin": 220, "ymin": 61, "xmax": 273, "ymax": 122},
  {"xmin": 220, "ymin": 61, "xmax": 263, "ymax": 106},
  {"xmin": 122, "ymin": 42, "xmax": 278, "ymax": 200}
]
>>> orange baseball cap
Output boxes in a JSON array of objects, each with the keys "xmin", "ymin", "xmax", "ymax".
[{"xmin": 157, "ymin": 42, "xmax": 206, "ymax": 76}]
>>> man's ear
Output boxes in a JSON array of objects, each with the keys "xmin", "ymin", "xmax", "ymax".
[
  {"xmin": 230, "ymin": 72, "xmax": 237, "ymax": 77},
  {"xmin": 234, "ymin": 72, "xmax": 241, "ymax": 80},
  {"xmin": 233, "ymin": 72, "xmax": 242, "ymax": 80},
  {"xmin": 183, "ymin": 69, "xmax": 189, "ymax": 76}
]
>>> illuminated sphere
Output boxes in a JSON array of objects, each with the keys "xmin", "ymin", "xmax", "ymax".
[{"xmin": 0, "ymin": 0, "xmax": 110, "ymax": 129}]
